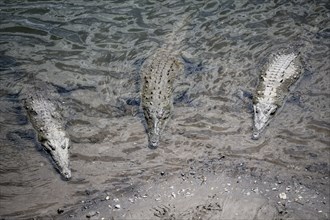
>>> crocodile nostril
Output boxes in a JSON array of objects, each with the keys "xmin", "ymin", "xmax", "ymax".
[
  {"xmin": 149, "ymin": 140, "xmax": 158, "ymax": 149},
  {"xmin": 252, "ymin": 132, "xmax": 260, "ymax": 140},
  {"xmin": 64, "ymin": 172, "xmax": 71, "ymax": 179}
]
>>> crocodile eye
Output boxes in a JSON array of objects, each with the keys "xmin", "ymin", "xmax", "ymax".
[
  {"xmin": 163, "ymin": 110, "xmax": 171, "ymax": 119},
  {"xmin": 43, "ymin": 140, "xmax": 56, "ymax": 151},
  {"xmin": 30, "ymin": 109, "xmax": 38, "ymax": 116},
  {"xmin": 270, "ymin": 108, "xmax": 276, "ymax": 115}
]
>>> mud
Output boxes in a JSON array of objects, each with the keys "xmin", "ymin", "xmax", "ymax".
[{"xmin": 55, "ymin": 155, "xmax": 329, "ymax": 219}]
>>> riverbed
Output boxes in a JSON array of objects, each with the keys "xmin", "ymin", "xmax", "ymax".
[{"xmin": 0, "ymin": 0, "xmax": 329, "ymax": 219}]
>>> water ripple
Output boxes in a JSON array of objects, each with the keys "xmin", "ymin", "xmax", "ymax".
[{"xmin": 0, "ymin": 0, "xmax": 329, "ymax": 218}]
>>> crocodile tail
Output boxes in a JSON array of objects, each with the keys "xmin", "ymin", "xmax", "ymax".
[{"xmin": 164, "ymin": 10, "xmax": 196, "ymax": 51}]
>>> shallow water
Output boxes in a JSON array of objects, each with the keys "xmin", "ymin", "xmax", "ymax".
[{"xmin": 0, "ymin": 0, "xmax": 329, "ymax": 218}]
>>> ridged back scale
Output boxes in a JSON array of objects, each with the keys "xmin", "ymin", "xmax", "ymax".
[
  {"xmin": 254, "ymin": 53, "xmax": 300, "ymax": 106},
  {"xmin": 141, "ymin": 48, "xmax": 183, "ymax": 109}
]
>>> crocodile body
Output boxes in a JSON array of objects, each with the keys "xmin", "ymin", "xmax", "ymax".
[
  {"xmin": 24, "ymin": 82, "xmax": 71, "ymax": 179},
  {"xmin": 252, "ymin": 52, "xmax": 302, "ymax": 139},
  {"xmin": 141, "ymin": 48, "xmax": 184, "ymax": 148}
]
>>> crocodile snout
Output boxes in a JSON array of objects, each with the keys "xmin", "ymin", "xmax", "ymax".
[
  {"xmin": 62, "ymin": 169, "xmax": 72, "ymax": 180},
  {"xmin": 252, "ymin": 131, "xmax": 260, "ymax": 140},
  {"xmin": 148, "ymin": 133, "xmax": 160, "ymax": 149}
]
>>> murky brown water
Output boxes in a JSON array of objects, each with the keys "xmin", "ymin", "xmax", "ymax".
[{"xmin": 0, "ymin": 0, "xmax": 329, "ymax": 219}]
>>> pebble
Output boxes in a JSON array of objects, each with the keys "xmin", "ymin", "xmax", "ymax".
[
  {"xmin": 178, "ymin": 130, "xmax": 185, "ymax": 135},
  {"xmin": 114, "ymin": 204, "xmax": 121, "ymax": 209},
  {"xmin": 105, "ymin": 196, "xmax": 110, "ymax": 200},
  {"xmin": 279, "ymin": 192, "xmax": 287, "ymax": 200},
  {"xmin": 86, "ymin": 211, "xmax": 98, "ymax": 218},
  {"xmin": 252, "ymin": 188, "xmax": 259, "ymax": 194},
  {"xmin": 57, "ymin": 208, "xmax": 64, "ymax": 214}
]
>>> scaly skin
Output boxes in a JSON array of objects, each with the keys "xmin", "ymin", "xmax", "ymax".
[
  {"xmin": 252, "ymin": 52, "xmax": 301, "ymax": 139},
  {"xmin": 141, "ymin": 48, "xmax": 183, "ymax": 148},
  {"xmin": 24, "ymin": 82, "xmax": 71, "ymax": 179}
]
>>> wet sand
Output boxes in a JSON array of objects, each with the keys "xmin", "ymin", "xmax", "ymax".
[{"xmin": 56, "ymin": 154, "xmax": 329, "ymax": 219}]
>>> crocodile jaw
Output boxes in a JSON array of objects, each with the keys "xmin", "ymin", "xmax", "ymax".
[
  {"xmin": 42, "ymin": 131, "xmax": 71, "ymax": 179},
  {"xmin": 148, "ymin": 120, "xmax": 161, "ymax": 149},
  {"xmin": 147, "ymin": 115, "xmax": 168, "ymax": 149},
  {"xmin": 144, "ymin": 107, "xmax": 171, "ymax": 149},
  {"xmin": 252, "ymin": 102, "xmax": 278, "ymax": 139}
]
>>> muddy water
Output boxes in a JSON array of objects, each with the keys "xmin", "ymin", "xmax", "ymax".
[{"xmin": 0, "ymin": 0, "xmax": 329, "ymax": 219}]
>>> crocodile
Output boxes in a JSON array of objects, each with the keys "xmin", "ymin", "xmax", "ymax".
[
  {"xmin": 140, "ymin": 13, "xmax": 193, "ymax": 148},
  {"xmin": 141, "ymin": 48, "xmax": 184, "ymax": 148},
  {"xmin": 24, "ymin": 81, "xmax": 71, "ymax": 179},
  {"xmin": 252, "ymin": 52, "xmax": 302, "ymax": 139}
]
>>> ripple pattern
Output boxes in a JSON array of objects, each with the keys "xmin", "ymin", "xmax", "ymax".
[{"xmin": 0, "ymin": 0, "xmax": 329, "ymax": 218}]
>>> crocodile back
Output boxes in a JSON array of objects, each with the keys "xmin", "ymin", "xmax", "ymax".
[
  {"xmin": 141, "ymin": 48, "xmax": 183, "ymax": 110},
  {"xmin": 255, "ymin": 53, "xmax": 301, "ymax": 106}
]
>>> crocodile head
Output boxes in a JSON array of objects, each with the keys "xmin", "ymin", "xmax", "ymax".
[
  {"xmin": 252, "ymin": 102, "xmax": 278, "ymax": 140},
  {"xmin": 143, "ymin": 105, "xmax": 171, "ymax": 149},
  {"xmin": 39, "ymin": 130, "xmax": 71, "ymax": 179}
]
